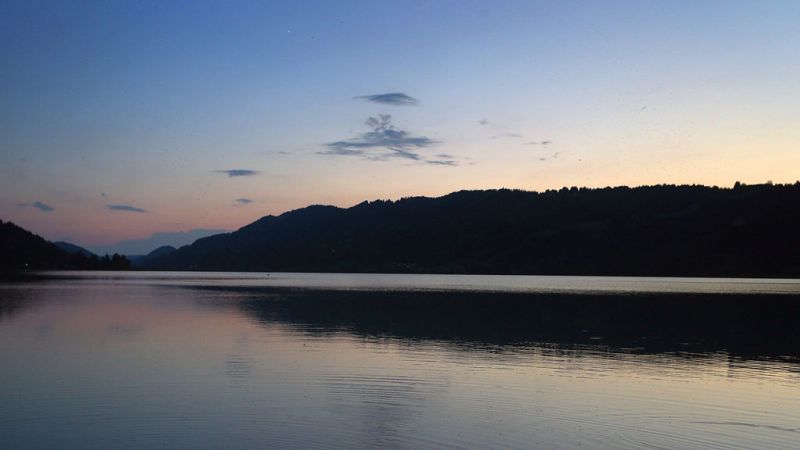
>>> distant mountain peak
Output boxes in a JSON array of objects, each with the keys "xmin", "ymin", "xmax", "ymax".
[
  {"xmin": 88, "ymin": 229, "xmax": 228, "ymax": 256},
  {"xmin": 53, "ymin": 241, "xmax": 95, "ymax": 257},
  {"xmin": 147, "ymin": 245, "xmax": 176, "ymax": 257}
]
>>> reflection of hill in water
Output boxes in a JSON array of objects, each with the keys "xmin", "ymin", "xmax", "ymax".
[
  {"xmin": 0, "ymin": 287, "xmax": 40, "ymax": 321},
  {"xmin": 234, "ymin": 289, "xmax": 800, "ymax": 361}
]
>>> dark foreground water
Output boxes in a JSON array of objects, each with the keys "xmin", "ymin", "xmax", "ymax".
[{"xmin": 1, "ymin": 273, "xmax": 800, "ymax": 449}]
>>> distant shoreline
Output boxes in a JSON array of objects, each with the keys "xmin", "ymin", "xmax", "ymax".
[{"xmin": 5, "ymin": 268, "xmax": 800, "ymax": 282}]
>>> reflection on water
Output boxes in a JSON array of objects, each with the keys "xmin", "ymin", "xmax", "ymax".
[
  {"xmin": 33, "ymin": 270, "xmax": 800, "ymax": 294},
  {"xmin": 1, "ymin": 274, "xmax": 800, "ymax": 449}
]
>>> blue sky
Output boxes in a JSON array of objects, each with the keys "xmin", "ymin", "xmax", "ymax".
[{"xmin": 1, "ymin": 0, "xmax": 798, "ymax": 246}]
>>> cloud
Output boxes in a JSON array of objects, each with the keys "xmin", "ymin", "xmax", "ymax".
[
  {"xmin": 426, "ymin": 153, "xmax": 460, "ymax": 166},
  {"xmin": 538, "ymin": 152, "xmax": 561, "ymax": 162},
  {"xmin": 354, "ymin": 93, "xmax": 419, "ymax": 106},
  {"xmin": 479, "ymin": 120, "xmax": 523, "ymax": 139},
  {"xmin": 491, "ymin": 132, "xmax": 521, "ymax": 139},
  {"xmin": 235, "ymin": 198, "xmax": 253, "ymax": 205},
  {"xmin": 320, "ymin": 114, "xmax": 439, "ymax": 162},
  {"xmin": 214, "ymin": 169, "xmax": 259, "ymax": 177},
  {"xmin": 427, "ymin": 159, "xmax": 458, "ymax": 166},
  {"xmin": 18, "ymin": 201, "xmax": 54, "ymax": 212},
  {"xmin": 528, "ymin": 140, "xmax": 552, "ymax": 145},
  {"xmin": 107, "ymin": 204, "xmax": 146, "ymax": 213}
]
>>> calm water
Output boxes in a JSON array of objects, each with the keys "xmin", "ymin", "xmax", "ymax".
[{"xmin": 2, "ymin": 272, "xmax": 800, "ymax": 449}]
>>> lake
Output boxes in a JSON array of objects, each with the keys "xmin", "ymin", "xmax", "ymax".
[{"xmin": 1, "ymin": 272, "xmax": 800, "ymax": 449}]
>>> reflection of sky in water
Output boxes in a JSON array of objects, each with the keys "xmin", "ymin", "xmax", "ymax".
[
  {"xmin": 0, "ymin": 279, "xmax": 799, "ymax": 449},
  {"xmin": 36, "ymin": 271, "xmax": 800, "ymax": 295}
]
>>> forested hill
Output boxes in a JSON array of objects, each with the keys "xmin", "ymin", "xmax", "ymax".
[
  {"xmin": 149, "ymin": 183, "xmax": 800, "ymax": 277},
  {"xmin": 0, "ymin": 220, "xmax": 131, "ymax": 272}
]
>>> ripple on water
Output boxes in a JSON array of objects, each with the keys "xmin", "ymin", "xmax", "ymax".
[{"xmin": 3, "ymin": 279, "xmax": 800, "ymax": 449}]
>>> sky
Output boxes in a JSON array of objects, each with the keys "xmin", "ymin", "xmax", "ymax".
[{"xmin": 1, "ymin": 0, "xmax": 799, "ymax": 247}]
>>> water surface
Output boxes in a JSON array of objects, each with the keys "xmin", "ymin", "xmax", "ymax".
[
  {"xmin": 36, "ymin": 270, "xmax": 800, "ymax": 294},
  {"xmin": 1, "ymin": 272, "xmax": 799, "ymax": 449}
]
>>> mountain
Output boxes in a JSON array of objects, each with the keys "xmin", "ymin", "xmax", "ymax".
[
  {"xmin": 127, "ymin": 245, "xmax": 176, "ymax": 267},
  {"xmin": 53, "ymin": 241, "xmax": 96, "ymax": 257},
  {"xmin": 148, "ymin": 183, "xmax": 800, "ymax": 277},
  {"xmin": 1, "ymin": 220, "xmax": 131, "ymax": 272},
  {"xmin": 1, "ymin": 220, "xmax": 70, "ymax": 270},
  {"xmin": 88, "ymin": 229, "xmax": 228, "ymax": 256}
]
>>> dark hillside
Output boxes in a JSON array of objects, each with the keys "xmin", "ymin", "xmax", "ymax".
[
  {"xmin": 1, "ymin": 220, "xmax": 131, "ymax": 272},
  {"xmin": 149, "ymin": 183, "xmax": 800, "ymax": 276}
]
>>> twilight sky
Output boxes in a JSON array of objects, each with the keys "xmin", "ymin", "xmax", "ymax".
[{"xmin": 1, "ymin": 0, "xmax": 799, "ymax": 247}]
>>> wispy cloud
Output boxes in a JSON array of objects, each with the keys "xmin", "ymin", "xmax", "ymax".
[
  {"xmin": 215, "ymin": 169, "xmax": 259, "ymax": 177},
  {"xmin": 480, "ymin": 119, "xmax": 522, "ymax": 140},
  {"xmin": 490, "ymin": 132, "xmax": 522, "ymax": 140},
  {"xmin": 320, "ymin": 114, "xmax": 439, "ymax": 162},
  {"xmin": 235, "ymin": 198, "xmax": 253, "ymax": 205},
  {"xmin": 354, "ymin": 93, "xmax": 419, "ymax": 106},
  {"xmin": 426, "ymin": 153, "xmax": 460, "ymax": 166},
  {"xmin": 427, "ymin": 159, "xmax": 458, "ymax": 166},
  {"xmin": 528, "ymin": 140, "xmax": 552, "ymax": 145},
  {"xmin": 18, "ymin": 201, "xmax": 54, "ymax": 212},
  {"xmin": 538, "ymin": 152, "xmax": 561, "ymax": 162},
  {"xmin": 107, "ymin": 204, "xmax": 146, "ymax": 213}
]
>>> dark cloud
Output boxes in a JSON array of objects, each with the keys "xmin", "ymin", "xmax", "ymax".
[
  {"xmin": 235, "ymin": 198, "xmax": 253, "ymax": 205},
  {"xmin": 107, "ymin": 204, "xmax": 146, "ymax": 213},
  {"xmin": 528, "ymin": 140, "xmax": 552, "ymax": 145},
  {"xmin": 354, "ymin": 93, "xmax": 419, "ymax": 106},
  {"xmin": 215, "ymin": 169, "xmax": 259, "ymax": 177},
  {"xmin": 18, "ymin": 201, "xmax": 54, "ymax": 212},
  {"xmin": 478, "ymin": 119, "xmax": 488, "ymax": 126},
  {"xmin": 320, "ymin": 114, "xmax": 438, "ymax": 162}
]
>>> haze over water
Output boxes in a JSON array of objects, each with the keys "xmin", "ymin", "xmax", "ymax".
[{"xmin": 2, "ymin": 273, "xmax": 799, "ymax": 449}]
